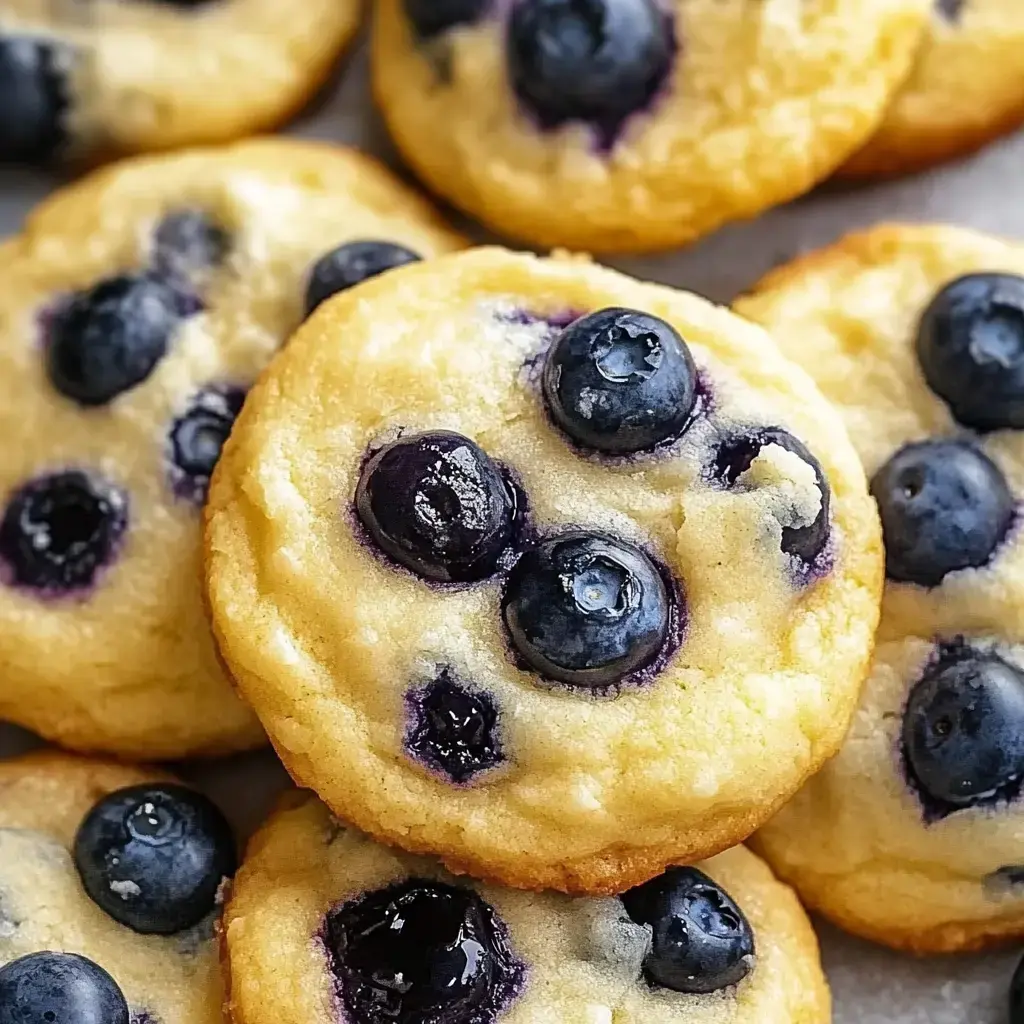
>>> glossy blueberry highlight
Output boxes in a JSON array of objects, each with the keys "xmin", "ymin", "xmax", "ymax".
[
  {"xmin": 325, "ymin": 879, "xmax": 524, "ymax": 1024},
  {"xmin": 621, "ymin": 867, "xmax": 755, "ymax": 994},
  {"xmin": 404, "ymin": 0, "xmax": 490, "ymax": 37},
  {"xmin": 0, "ymin": 36, "xmax": 70, "ymax": 164},
  {"xmin": 305, "ymin": 241, "xmax": 421, "ymax": 318},
  {"xmin": 153, "ymin": 210, "xmax": 230, "ymax": 277},
  {"xmin": 0, "ymin": 952, "xmax": 129, "ymax": 1024},
  {"xmin": 168, "ymin": 386, "xmax": 245, "ymax": 503},
  {"xmin": 74, "ymin": 783, "xmax": 236, "ymax": 935}
]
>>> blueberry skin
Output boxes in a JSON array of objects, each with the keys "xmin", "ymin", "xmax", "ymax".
[
  {"xmin": 543, "ymin": 308, "xmax": 698, "ymax": 454},
  {"xmin": 502, "ymin": 530, "xmax": 670, "ymax": 688},
  {"xmin": 621, "ymin": 867, "xmax": 755, "ymax": 994},
  {"xmin": 870, "ymin": 440, "xmax": 1014, "ymax": 588},
  {"xmin": 305, "ymin": 241, "xmax": 421, "ymax": 318},
  {"xmin": 74, "ymin": 783, "xmax": 236, "ymax": 935},
  {"xmin": 168, "ymin": 386, "xmax": 246, "ymax": 503},
  {"xmin": 404, "ymin": 0, "xmax": 490, "ymax": 37},
  {"xmin": 0, "ymin": 952, "xmax": 129, "ymax": 1024},
  {"xmin": 902, "ymin": 647, "xmax": 1024, "ymax": 813},
  {"xmin": 0, "ymin": 36, "xmax": 69, "ymax": 164},
  {"xmin": 153, "ymin": 210, "xmax": 230, "ymax": 277},
  {"xmin": 507, "ymin": 0, "xmax": 673, "ymax": 141},
  {"xmin": 917, "ymin": 273, "xmax": 1024, "ymax": 432},
  {"xmin": 1012, "ymin": 952, "xmax": 1024, "ymax": 1024}
]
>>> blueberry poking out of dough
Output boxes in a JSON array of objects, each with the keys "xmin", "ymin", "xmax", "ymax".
[
  {"xmin": 542, "ymin": 308, "xmax": 697, "ymax": 454},
  {"xmin": 325, "ymin": 879, "xmax": 524, "ymax": 1024},
  {"xmin": 870, "ymin": 440, "xmax": 1014, "ymax": 588},
  {"xmin": 902, "ymin": 646, "xmax": 1024, "ymax": 814},
  {"xmin": 0, "ymin": 471, "xmax": 127, "ymax": 593},
  {"xmin": 0, "ymin": 36, "xmax": 70, "ymax": 164},
  {"xmin": 168, "ymin": 386, "xmax": 246, "ymax": 503},
  {"xmin": 621, "ymin": 867, "xmax": 755, "ymax": 994},
  {"xmin": 502, "ymin": 530, "xmax": 670, "ymax": 688},
  {"xmin": 153, "ymin": 210, "xmax": 231, "ymax": 276},
  {"xmin": 404, "ymin": 0, "xmax": 490, "ymax": 37},
  {"xmin": 74, "ymin": 784, "xmax": 237, "ymax": 935},
  {"xmin": 1011, "ymin": 952, "xmax": 1024, "ymax": 1024},
  {"xmin": 0, "ymin": 952, "xmax": 129, "ymax": 1024},
  {"xmin": 917, "ymin": 273, "xmax": 1024, "ymax": 432},
  {"xmin": 356, "ymin": 431, "xmax": 518, "ymax": 583},
  {"xmin": 304, "ymin": 241, "xmax": 421, "ymax": 318}
]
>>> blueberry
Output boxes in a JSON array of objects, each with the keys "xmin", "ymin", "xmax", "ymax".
[
  {"xmin": 73, "ymin": 783, "xmax": 236, "ymax": 935},
  {"xmin": 542, "ymin": 308, "xmax": 697, "ymax": 454},
  {"xmin": 621, "ymin": 867, "xmax": 755, "ymax": 994},
  {"xmin": 507, "ymin": 0, "xmax": 672, "ymax": 141},
  {"xmin": 936, "ymin": 0, "xmax": 965, "ymax": 21},
  {"xmin": 0, "ymin": 952, "xmax": 129, "ymax": 1024},
  {"xmin": 356, "ymin": 431, "xmax": 518, "ymax": 583},
  {"xmin": 502, "ymin": 531, "xmax": 670, "ymax": 688},
  {"xmin": 870, "ymin": 440, "xmax": 1013, "ymax": 587},
  {"xmin": 406, "ymin": 669, "xmax": 504, "ymax": 784},
  {"xmin": 325, "ymin": 879, "xmax": 523, "ymax": 1024},
  {"xmin": 304, "ymin": 241, "xmax": 421, "ymax": 318},
  {"xmin": 902, "ymin": 646, "xmax": 1024, "ymax": 813},
  {"xmin": 47, "ymin": 274, "xmax": 193, "ymax": 407},
  {"xmin": 917, "ymin": 273, "xmax": 1024, "ymax": 432},
  {"xmin": 0, "ymin": 36, "xmax": 70, "ymax": 164},
  {"xmin": 1012, "ymin": 952, "xmax": 1024, "ymax": 1024},
  {"xmin": 153, "ymin": 210, "xmax": 230, "ymax": 277},
  {"xmin": 404, "ymin": 0, "xmax": 490, "ymax": 37},
  {"xmin": 0, "ymin": 471, "xmax": 127, "ymax": 593},
  {"xmin": 167, "ymin": 386, "xmax": 245, "ymax": 503}
]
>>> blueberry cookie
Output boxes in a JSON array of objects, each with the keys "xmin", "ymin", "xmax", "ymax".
[
  {"xmin": 0, "ymin": 138, "xmax": 464, "ymax": 759},
  {"xmin": 0, "ymin": 751, "xmax": 235, "ymax": 1024},
  {"xmin": 841, "ymin": 0, "xmax": 1024, "ymax": 177},
  {"xmin": 0, "ymin": 0, "xmax": 360, "ymax": 165},
  {"xmin": 205, "ymin": 247, "xmax": 883, "ymax": 893},
  {"xmin": 737, "ymin": 223, "xmax": 1024, "ymax": 952}
]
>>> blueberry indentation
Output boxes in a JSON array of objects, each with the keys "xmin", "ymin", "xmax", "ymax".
[
  {"xmin": 325, "ymin": 879, "xmax": 524, "ymax": 1024},
  {"xmin": 73, "ymin": 783, "xmax": 236, "ymax": 935},
  {"xmin": 0, "ymin": 952, "xmax": 129, "ymax": 1024},
  {"xmin": 305, "ymin": 241, "xmax": 421, "ymax": 318},
  {"xmin": 542, "ymin": 308, "xmax": 697, "ymax": 454},
  {"xmin": 621, "ymin": 867, "xmax": 755, "ymax": 994},
  {"xmin": 404, "ymin": 0, "xmax": 490, "ymax": 37},
  {"xmin": 507, "ymin": 0, "xmax": 673, "ymax": 145},
  {"xmin": 356, "ymin": 431, "xmax": 519, "ymax": 583},
  {"xmin": 917, "ymin": 273, "xmax": 1024, "ymax": 432},
  {"xmin": 870, "ymin": 440, "xmax": 1014, "ymax": 588},
  {"xmin": 902, "ymin": 644, "xmax": 1024, "ymax": 818},
  {"xmin": 0, "ymin": 471, "xmax": 127, "ymax": 594},
  {"xmin": 0, "ymin": 36, "xmax": 70, "ymax": 165},
  {"xmin": 153, "ymin": 210, "xmax": 230, "ymax": 277},
  {"xmin": 167, "ymin": 385, "xmax": 245, "ymax": 504},
  {"xmin": 406, "ymin": 669, "xmax": 504, "ymax": 784}
]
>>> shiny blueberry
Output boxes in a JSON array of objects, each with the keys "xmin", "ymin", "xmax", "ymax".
[
  {"xmin": 902, "ymin": 646, "xmax": 1024, "ymax": 814},
  {"xmin": 917, "ymin": 273, "xmax": 1024, "ymax": 431},
  {"xmin": 304, "ymin": 241, "xmax": 421, "ymax": 318},
  {"xmin": 356, "ymin": 431, "xmax": 518, "ymax": 583},
  {"xmin": 0, "ymin": 952, "xmax": 129, "ymax": 1024},
  {"xmin": 153, "ymin": 210, "xmax": 230, "ymax": 277},
  {"xmin": 0, "ymin": 471, "xmax": 127, "ymax": 593},
  {"xmin": 0, "ymin": 36, "xmax": 69, "ymax": 164},
  {"xmin": 621, "ymin": 867, "xmax": 755, "ymax": 994},
  {"xmin": 507, "ymin": 0, "xmax": 672, "ymax": 141},
  {"xmin": 502, "ymin": 531, "xmax": 670, "ymax": 688},
  {"xmin": 404, "ymin": 0, "xmax": 490, "ymax": 37},
  {"xmin": 73, "ymin": 784, "xmax": 236, "ymax": 935},
  {"xmin": 542, "ymin": 308, "xmax": 697, "ymax": 454},
  {"xmin": 870, "ymin": 440, "xmax": 1014, "ymax": 587},
  {"xmin": 1012, "ymin": 952, "xmax": 1024, "ymax": 1024},
  {"xmin": 168, "ymin": 386, "xmax": 245, "ymax": 503},
  {"xmin": 325, "ymin": 879, "xmax": 523, "ymax": 1024}
]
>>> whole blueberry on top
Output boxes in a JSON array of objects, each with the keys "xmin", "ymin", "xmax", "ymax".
[
  {"xmin": 507, "ymin": 0, "xmax": 673, "ymax": 141},
  {"xmin": 356, "ymin": 431, "xmax": 518, "ymax": 583},
  {"xmin": 0, "ymin": 36, "xmax": 70, "ymax": 165},
  {"xmin": 542, "ymin": 308, "xmax": 698, "ymax": 454},
  {"xmin": 404, "ymin": 0, "xmax": 490, "ymax": 37},
  {"xmin": 902, "ymin": 646, "xmax": 1024, "ymax": 814},
  {"xmin": 73, "ymin": 783, "xmax": 236, "ymax": 935},
  {"xmin": 502, "ymin": 530, "xmax": 670, "ymax": 689},
  {"xmin": 917, "ymin": 273, "xmax": 1024, "ymax": 432},
  {"xmin": 621, "ymin": 866, "xmax": 755, "ymax": 994},
  {"xmin": 305, "ymin": 241, "xmax": 421, "ymax": 318},
  {"xmin": 168, "ymin": 386, "xmax": 246, "ymax": 503},
  {"xmin": 870, "ymin": 439, "xmax": 1014, "ymax": 588},
  {"xmin": 0, "ymin": 471, "xmax": 127, "ymax": 593},
  {"xmin": 325, "ymin": 879, "xmax": 523, "ymax": 1024},
  {"xmin": 153, "ymin": 210, "xmax": 231, "ymax": 277},
  {"xmin": 47, "ymin": 274, "xmax": 194, "ymax": 407},
  {"xmin": 0, "ymin": 952, "xmax": 129, "ymax": 1024},
  {"xmin": 1012, "ymin": 952, "xmax": 1024, "ymax": 1024}
]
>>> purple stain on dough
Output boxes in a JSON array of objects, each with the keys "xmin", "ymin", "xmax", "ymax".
[{"xmin": 935, "ymin": 0, "xmax": 965, "ymax": 22}]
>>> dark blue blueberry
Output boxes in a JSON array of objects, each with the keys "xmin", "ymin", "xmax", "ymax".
[
  {"xmin": 0, "ymin": 471, "xmax": 127, "ymax": 593},
  {"xmin": 325, "ymin": 879, "xmax": 523, "ymax": 1024},
  {"xmin": 73, "ymin": 784, "xmax": 236, "ymax": 935},
  {"xmin": 153, "ymin": 211, "xmax": 230, "ymax": 277},
  {"xmin": 406, "ymin": 669, "xmax": 504, "ymax": 784},
  {"xmin": 917, "ymin": 273, "xmax": 1024, "ymax": 432},
  {"xmin": 870, "ymin": 440, "xmax": 1013, "ymax": 587},
  {"xmin": 902, "ymin": 646, "xmax": 1024, "ymax": 814},
  {"xmin": 404, "ymin": 0, "xmax": 490, "ymax": 37},
  {"xmin": 305, "ymin": 241, "xmax": 421, "ymax": 318},
  {"xmin": 502, "ymin": 530, "xmax": 670, "ymax": 688},
  {"xmin": 0, "ymin": 36, "xmax": 70, "ymax": 164},
  {"xmin": 167, "ymin": 386, "xmax": 246, "ymax": 504},
  {"xmin": 0, "ymin": 952, "xmax": 129, "ymax": 1024},
  {"xmin": 1012, "ymin": 952, "xmax": 1024, "ymax": 1024},
  {"xmin": 47, "ymin": 274, "xmax": 194, "ymax": 407},
  {"xmin": 507, "ymin": 0, "xmax": 673, "ymax": 142},
  {"xmin": 621, "ymin": 867, "xmax": 755, "ymax": 994},
  {"xmin": 356, "ymin": 431, "xmax": 518, "ymax": 583},
  {"xmin": 542, "ymin": 308, "xmax": 697, "ymax": 454},
  {"xmin": 713, "ymin": 427, "xmax": 831, "ymax": 565}
]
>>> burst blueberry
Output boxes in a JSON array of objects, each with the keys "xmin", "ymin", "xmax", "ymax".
[
  {"xmin": 153, "ymin": 210, "xmax": 230, "ymax": 277},
  {"xmin": 0, "ymin": 952, "xmax": 129, "ymax": 1024},
  {"xmin": 168, "ymin": 386, "xmax": 245, "ymax": 503},
  {"xmin": 304, "ymin": 241, "xmax": 421, "ymax": 318},
  {"xmin": 0, "ymin": 36, "xmax": 70, "ymax": 164},
  {"xmin": 404, "ymin": 0, "xmax": 490, "ymax": 37}
]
